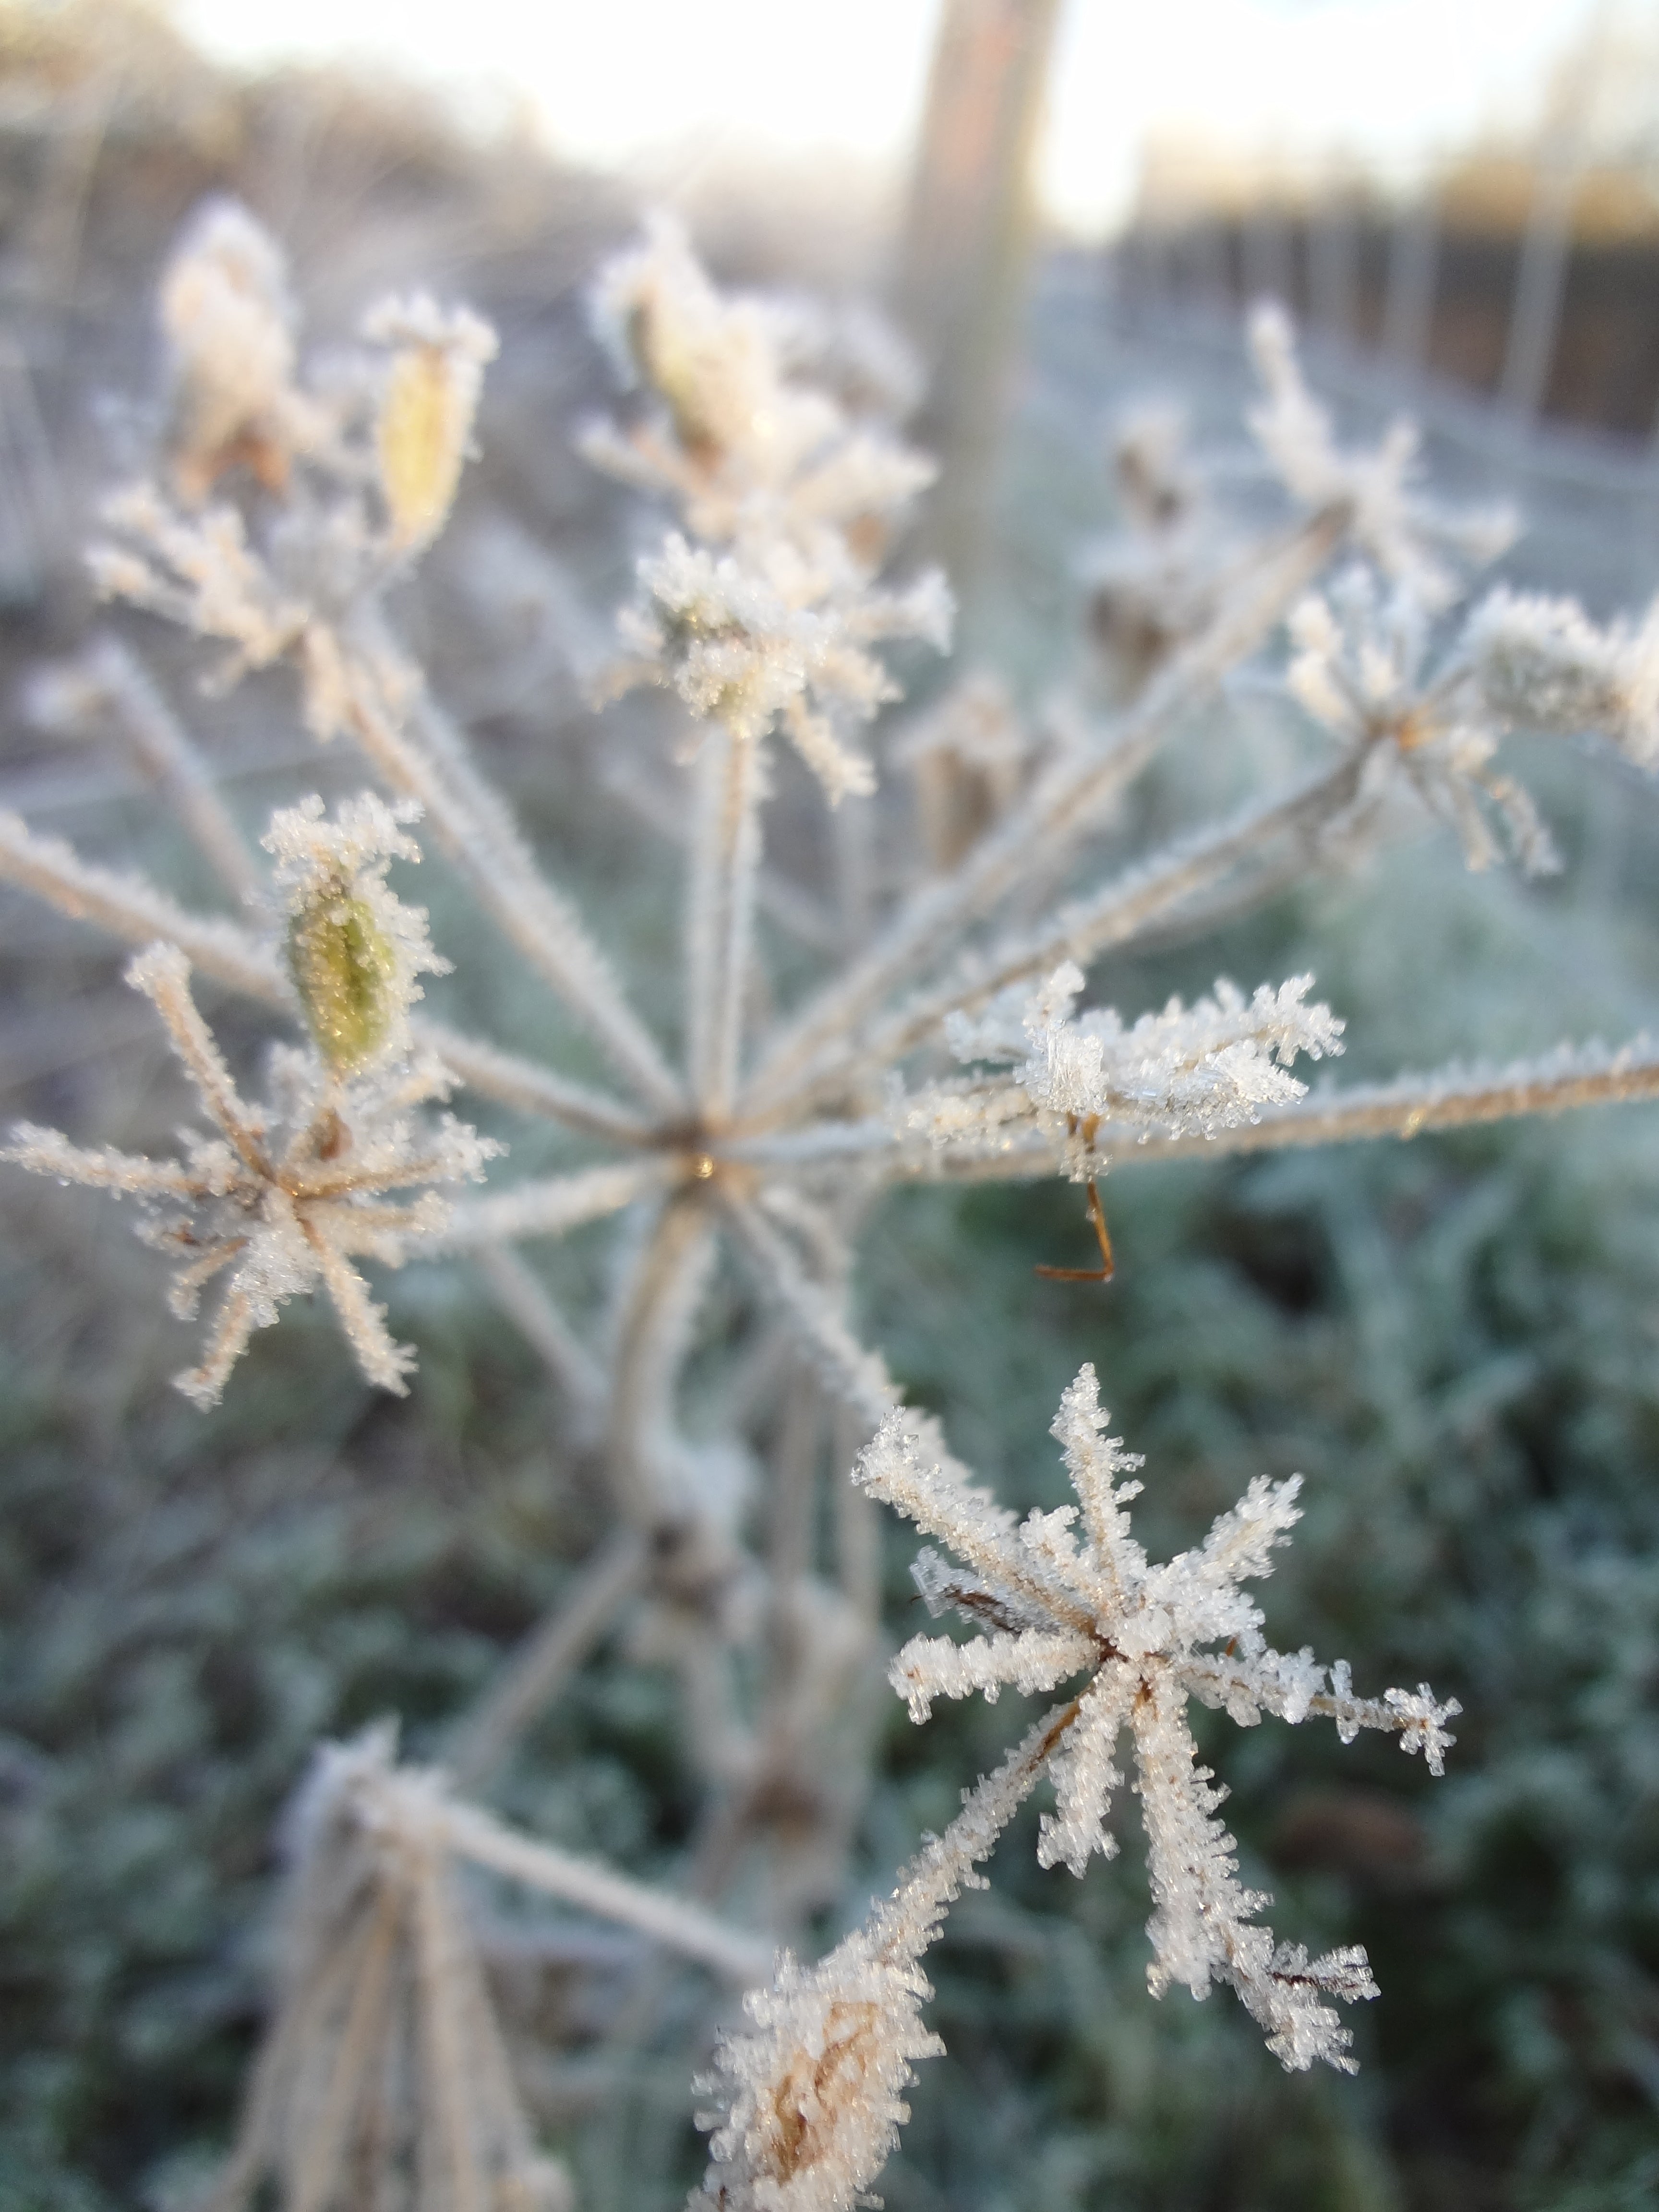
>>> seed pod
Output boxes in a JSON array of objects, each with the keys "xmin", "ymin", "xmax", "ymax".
[
  {"xmin": 377, "ymin": 343, "xmax": 472, "ymax": 553},
  {"xmin": 287, "ymin": 887, "xmax": 398, "ymax": 1073},
  {"xmin": 628, "ymin": 298, "xmax": 721, "ymax": 466}
]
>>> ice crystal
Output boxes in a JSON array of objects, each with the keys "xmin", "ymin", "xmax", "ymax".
[
  {"xmin": 587, "ymin": 219, "xmax": 950, "ymax": 800},
  {"xmin": 894, "ymin": 961, "xmax": 1342, "ymax": 1170},
  {"xmin": 1288, "ymin": 567, "xmax": 1562, "ymax": 874},
  {"xmin": 1467, "ymin": 584, "xmax": 1659, "ymax": 768},
  {"xmin": 857, "ymin": 1365, "xmax": 1457, "ymax": 2071},
  {"xmin": 695, "ymin": 1713, "xmax": 1055, "ymax": 2212},
  {"xmin": 610, "ymin": 530, "xmax": 950, "ymax": 801}
]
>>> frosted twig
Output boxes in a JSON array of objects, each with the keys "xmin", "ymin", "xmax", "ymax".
[
  {"xmin": 718, "ymin": 1189, "xmax": 897, "ymax": 1433},
  {"xmin": 881, "ymin": 1036, "xmax": 1659, "ymax": 1187},
  {"xmin": 687, "ymin": 723, "xmax": 767, "ymax": 1119},
  {"xmin": 605, "ymin": 1195, "xmax": 721, "ymax": 1526},
  {"xmin": 692, "ymin": 1706, "xmax": 1064, "ymax": 2212},
  {"xmin": 894, "ymin": 966, "xmax": 1341, "ymax": 1173},
  {"xmin": 438, "ymin": 1797, "xmax": 772, "ymax": 1984},
  {"xmin": 414, "ymin": 1019, "xmax": 655, "ymax": 1144},
  {"xmin": 431, "ymin": 1158, "xmax": 678, "ymax": 1251},
  {"xmin": 207, "ymin": 1727, "xmax": 572, "ymax": 2212},
  {"xmin": 606, "ymin": 750, "xmax": 839, "ymax": 951},
  {"xmin": 0, "ymin": 809, "xmax": 288, "ymax": 1003}
]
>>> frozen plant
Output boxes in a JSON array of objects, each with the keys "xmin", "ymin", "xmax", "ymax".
[
  {"xmin": 5, "ymin": 793, "xmax": 495, "ymax": 1404},
  {"xmin": 694, "ymin": 1366, "xmax": 1456, "ymax": 2212},
  {"xmin": 4, "ymin": 204, "xmax": 1659, "ymax": 2208}
]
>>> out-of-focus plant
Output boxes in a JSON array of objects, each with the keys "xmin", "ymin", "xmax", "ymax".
[{"xmin": 5, "ymin": 196, "xmax": 1659, "ymax": 2211}]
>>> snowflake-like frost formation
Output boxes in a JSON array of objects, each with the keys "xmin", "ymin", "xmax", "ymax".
[
  {"xmin": 857, "ymin": 1365, "xmax": 1458, "ymax": 2072},
  {"xmin": 5, "ymin": 797, "xmax": 497, "ymax": 1405},
  {"xmin": 894, "ymin": 960, "xmax": 1342, "ymax": 1171}
]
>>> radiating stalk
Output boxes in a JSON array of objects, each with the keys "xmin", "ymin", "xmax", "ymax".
[{"xmin": 685, "ymin": 723, "xmax": 765, "ymax": 1123}]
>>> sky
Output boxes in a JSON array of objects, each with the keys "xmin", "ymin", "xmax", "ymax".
[{"xmin": 175, "ymin": 0, "xmax": 1620, "ymax": 234}]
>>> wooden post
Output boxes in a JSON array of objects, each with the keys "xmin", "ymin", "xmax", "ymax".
[
  {"xmin": 891, "ymin": 0, "xmax": 1065, "ymax": 632},
  {"xmin": 1382, "ymin": 187, "xmax": 1441, "ymax": 376},
  {"xmin": 1500, "ymin": 0, "xmax": 1614, "ymax": 426}
]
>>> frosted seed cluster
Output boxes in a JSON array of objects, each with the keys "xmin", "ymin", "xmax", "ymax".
[{"xmin": 858, "ymin": 1364, "xmax": 1457, "ymax": 2075}]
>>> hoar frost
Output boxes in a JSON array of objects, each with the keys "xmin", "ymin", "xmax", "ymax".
[
  {"xmin": 894, "ymin": 959, "xmax": 1342, "ymax": 1170},
  {"xmin": 856, "ymin": 1364, "xmax": 1456, "ymax": 2074}
]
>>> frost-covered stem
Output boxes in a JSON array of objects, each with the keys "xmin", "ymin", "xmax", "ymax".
[
  {"xmin": 743, "ymin": 507, "xmax": 1344, "ymax": 1115},
  {"xmin": 410, "ymin": 1844, "xmax": 487, "ymax": 2212},
  {"xmin": 437, "ymin": 1798, "xmax": 773, "ymax": 1984},
  {"xmin": 0, "ymin": 811, "xmax": 289, "ymax": 1003},
  {"xmin": 1107, "ymin": 1043, "xmax": 1659, "ymax": 1159},
  {"xmin": 719, "ymin": 1190, "xmax": 897, "ymax": 1434},
  {"xmin": 471, "ymin": 1245, "xmax": 607, "ymax": 1434},
  {"xmin": 414, "ymin": 1021, "xmax": 654, "ymax": 1145},
  {"xmin": 831, "ymin": 793, "xmax": 877, "ymax": 952},
  {"xmin": 84, "ymin": 634, "xmax": 265, "ymax": 910},
  {"xmin": 432, "ymin": 1158, "xmax": 677, "ymax": 1251},
  {"xmin": 133, "ymin": 945, "xmax": 268, "ymax": 1170},
  {"xmin": 205, "ymin": 1897, "xmax": 391, "ymax": 2212},
  {"xmin": 447, "ymin": 1529, "xmax": 649, "ymax": 1792},
  {"xmin": 335, "ymin": 625, "xmax": 685, "ymax": 1113},
  {"xmin": 0, "ymin": 822, "xmax": 648, "ymax": 1142},
  {"xmin": 771, "ymin": 1367, "xmax": 821, "ymax": 1586},
  {"xmin": 606, "ymin": 1194, "xmax": 719, "ymax": 1526},
  {"xmin": 878, "ymin": 1697, "xmax": 1081, "ymax": 1951},
  {"xmin": 892, "ymin": 1039, "xmax": 1659, "ymax": 1185},
  {"xmin": 687, "ymin": 724, "xmax": 766, "ymax": 1121},
  {"xmin": 284, "ymin": 1891, "xmax": 399, "ymax": 2212},
  {"xmin": 799, "ymin": 754, "xmax": 1368, "ymax": 1114},
  {"xmin": 608, "ymin": 754, "xmax": 840, "ymax": 952}
]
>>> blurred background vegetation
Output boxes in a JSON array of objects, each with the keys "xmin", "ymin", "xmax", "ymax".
[{"xmin": 1, "ymin": 3, "xmax": 1659, "ymax": 2208}]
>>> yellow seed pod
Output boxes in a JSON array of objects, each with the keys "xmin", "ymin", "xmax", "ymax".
[
  {"xmin": 629, "ymin": 300, "xmax": 720, "ymax": 464},
  {"xmin": 377, "ymin": 343, "xmax": 469, "ymax": 552},
  {"xmin": 287, "ymin": 888, "xmax": 399, "ymax": 1074}
]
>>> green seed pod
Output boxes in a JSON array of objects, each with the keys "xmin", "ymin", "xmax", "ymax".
[{"xmin": 287, "ymin": 889, "xmax": 398, "ymax": 1074}]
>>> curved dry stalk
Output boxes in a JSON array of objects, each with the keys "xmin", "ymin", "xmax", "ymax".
[{"xmin": 687, "ymin": 723, "xmax": 767, "ymax": 1121}]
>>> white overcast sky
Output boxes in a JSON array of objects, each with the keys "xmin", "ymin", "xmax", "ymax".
[{"xmin": 176, "ymin": 0, "xmax": 1623, "ymax": 234}]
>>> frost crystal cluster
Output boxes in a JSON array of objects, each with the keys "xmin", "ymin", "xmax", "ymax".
[
  {"xmin": 863, "ymin": 1366, "xmax": 1455, "ymax": 2073},
  {"xmin": 3, "ymin": 196, "xmax": 1659, "ymax": 2212}
]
